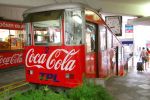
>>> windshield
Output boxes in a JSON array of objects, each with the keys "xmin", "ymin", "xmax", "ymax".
[{"xmin": 24, "ymin": 10, "xmax": 63, "ymax": 46}]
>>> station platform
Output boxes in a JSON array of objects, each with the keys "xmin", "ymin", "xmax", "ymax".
[{"xmin": 106, "ymin": 59, "xmax": 150, "ymax": 100}]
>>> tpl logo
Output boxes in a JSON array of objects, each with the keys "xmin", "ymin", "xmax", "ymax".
[{"xmin": 39, "ymin": 72, "xmax": 60, "ymax": 82}]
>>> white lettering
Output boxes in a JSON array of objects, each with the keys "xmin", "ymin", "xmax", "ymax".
[
  {"xmin": 25, "ymin": 48, "xmax": 79, "ymax": 71},
  {"xmin": 0, "ymin": 54, "xmax": 22, "ymax": 66},
  {"xmin": 25, "ymin": 49, "xmax": 46, "ymax": 68}
]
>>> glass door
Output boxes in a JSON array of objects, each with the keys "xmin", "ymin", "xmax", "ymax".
[{"xmin": 85, "ymin": 22, "xmax": 98, "ymax": 77}]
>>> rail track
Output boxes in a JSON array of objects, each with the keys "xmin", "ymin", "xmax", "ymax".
[{"xmin": 0, "ymin": 80, "xmax": 31, "ymax": 100}]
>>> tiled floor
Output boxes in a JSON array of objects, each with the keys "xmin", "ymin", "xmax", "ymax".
[{"xmin": 106, "ymin": 57, "xmax": 150, "ymax": 100}]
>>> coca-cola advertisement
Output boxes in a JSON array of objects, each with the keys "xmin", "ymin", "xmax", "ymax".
[
  {"xmin": 0, "ymin": 52, "xmax": 23, "ymax": 69},
  {"xmin": 0, "ymin": 21, "xmax": 24, "ymax": 30},
  {"xmin": 24, "ymin": 46, "xmax": 85, "ymax": 88}
]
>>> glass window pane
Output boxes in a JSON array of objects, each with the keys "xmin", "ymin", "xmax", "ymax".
[
  {"xmin": 10, "ymin": 30, "xmax": 23, "ymax": 50},
  {"xmin": 24, "ymin": 23, "xmax": 31, "ymax": 46},
  {"xmin": 86, "ymin": 23, "xmax": 96, "ymax": 52},
  {"xmin": 65, "ymin": 9, "xmax": 84, "ymax": 45},
  {"xmin": 0, "ymin": 29, "xmax": 10, "ymax": 50},
  {"xmin": 99, "ymin": 26, "xmax": 106, "ymax": 50},
  {"xmin": 24, "ymin": 10, "xmax": 63, "ymax": 46},
  {"xmin": 33, "ymin": 20, "xmax": 61, "ymax": 45}
]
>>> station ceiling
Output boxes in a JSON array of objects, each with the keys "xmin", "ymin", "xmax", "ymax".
[
  {"xmin": 0, "ymin": 0, "xmax": 150, "ymax": 16},
  {"xmin": 0, "ymin": 0, "xmax": 150, "ymax": 25}
]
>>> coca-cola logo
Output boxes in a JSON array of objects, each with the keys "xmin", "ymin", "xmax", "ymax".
[
  {"xmin": 0, "ymin": 53, "xmax": 23, "ymax": 66},
  {"xmin": 25, "ymin": 48, "xmax": 79, "ymax": 71}
]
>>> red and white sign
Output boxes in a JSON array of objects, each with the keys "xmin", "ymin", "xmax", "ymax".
[
  {"xmin": 0, "ymin": 52, "xmax": 23, "ymax": 69},
  {"xmin": 26, "ymin": 48, "xmax": 79, "ymax": 71},
  {"xmin": 125, "ymin": 24, "xmax": 133, "ymax": 33},
  {"xmin": 24, "ymin": 46, "xmax": 85, "ymax": 88},
  {"xmin": 0, "ymin": 21, "xmax": 24, "ymax": 30}
]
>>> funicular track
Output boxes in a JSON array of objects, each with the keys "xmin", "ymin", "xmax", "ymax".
[{"xmin": 0, "ymin": 80, "xmax": 31, "ymax": 99}]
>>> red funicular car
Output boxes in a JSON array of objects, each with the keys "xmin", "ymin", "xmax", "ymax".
[{"xmin": 23, "ymin": 2, "xmax": 125, "ymax": 88}]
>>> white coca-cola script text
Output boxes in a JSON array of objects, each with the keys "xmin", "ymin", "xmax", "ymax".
[
  {"xmin": 25, "ymin": 49, "xmax": 79, "ymax": 71},
  {"xmin": 0, "ymin": 53, "xmax": 22, "ymax": 65}
]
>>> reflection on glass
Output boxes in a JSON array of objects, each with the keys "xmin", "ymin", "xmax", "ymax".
[
  {"xmin": 10, "ymin": 30, "xmax": 23, "ymax": 49},
  {"xmin": 0, "ymin": 29, "xmax": 10, "ymax": 50},
  {"xmin": 24, "ymin": 10, "xmax": 63, "ymax": 46},
  {"xmin": 25, "ymin": 23, "xmax": 31, "ymax": 46},
  {"xmin": 33, "ymin": 20, "xmax": 61, "ymax": 45},
  {"xmin": 65, "ymin": 9, "xmax": 84, "ymax": 45},
  {"xmin": 0, "ymin": 29, "xmax": 24, "ymax": 50},
  {"xmin": 86, "ymin": 23, "xmax": 96, "ymax": 52},
  {"xmin": 99, "ymin": 26, "xmax": 106, "ymax": 50}
]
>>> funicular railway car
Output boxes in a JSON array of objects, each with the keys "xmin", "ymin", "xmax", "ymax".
[{"xmin": 23, "ymin": 2, "xmax": 125, "ymax": 88}]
